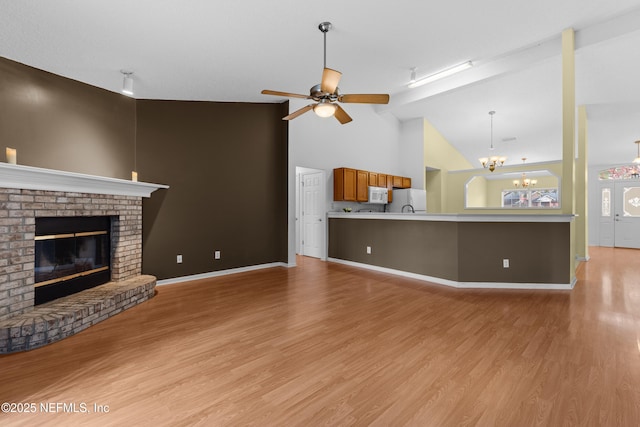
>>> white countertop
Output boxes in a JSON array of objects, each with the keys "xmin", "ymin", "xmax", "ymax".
[{"xmin": 327, "ymin": 212, "xmax": 575, "ymax": 223}]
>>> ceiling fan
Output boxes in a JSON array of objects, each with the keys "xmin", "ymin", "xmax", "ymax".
[{"xmin": 261, "ymin": 22, "xmax": 390, "ymax": 124}]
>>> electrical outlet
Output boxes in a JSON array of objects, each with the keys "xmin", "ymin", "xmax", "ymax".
[
  {"xmin": 366, "ymin": 246, "xmax": 372, "ymax": 254},
  {"xmin": 177, "ymin": 254, "xmax": 183, "ymax": 264},
  {"xmin": 503, "ymin": 259, "xmax": 509, "ymax": 268},
  {"xmin": 214, "ymin": 250, "xmax": 221, "ymax": 260}
]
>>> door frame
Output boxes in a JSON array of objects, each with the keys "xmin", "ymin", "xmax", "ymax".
[
  {"xmin": 597, "ymin": 178, "xmax": 640, "ymax": 248},
  {"xmin": 296, "ymin": 166, "xmax": 327, "ymax": 260}
]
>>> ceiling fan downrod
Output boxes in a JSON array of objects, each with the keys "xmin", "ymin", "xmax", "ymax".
[{"xmin": 319, "ymin": 22, "xmax": 332, "ymax": 70}]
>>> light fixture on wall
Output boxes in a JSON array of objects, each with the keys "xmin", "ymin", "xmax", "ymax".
[
  {"xmin": 479, "ymin": 111, "xmax": 506, "ymax": 172},
  {"xmin": 407, "ymin": 61, "xmax": 473, "ymax": 88},
  {"xmin": 513, "ymin": 158, "xmax": 537, "ymax": 188},
  {"xmin": 633, "ymin": 140, "xmax": 640, "ymax": 164},
  {"xmin": 409, "ymin": 67, "xmax": 417, "ymax": 84},
  {"xmin": 121, "ymin": 70, "xmax": 134, "ymax": 96}
]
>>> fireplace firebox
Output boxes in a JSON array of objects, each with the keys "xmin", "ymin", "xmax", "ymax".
[{"xmin": 34, "ymin": 217, "xmax": 111, "ymax": 305}]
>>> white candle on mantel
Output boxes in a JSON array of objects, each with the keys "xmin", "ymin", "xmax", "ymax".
[
  {"xmin": 6, "ymin": 148, "xmax": 16, "ymax": 164},
  {"xmin": 131, "ymin": 171, "xmax": 138, "ymax": 182}
]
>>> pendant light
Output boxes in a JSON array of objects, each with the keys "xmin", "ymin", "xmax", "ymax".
[
  {"xmin": 479, "ymin": 111, "xmax": 506, "ymax": 171},
  {"xmin": 513, "ymin": 158, "xmax": 537, "ymax": 188}
]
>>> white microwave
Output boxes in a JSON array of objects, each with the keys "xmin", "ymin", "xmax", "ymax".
[{"xmin": 367, "ymin": 186, "xmax": 388, "ymax": 204}]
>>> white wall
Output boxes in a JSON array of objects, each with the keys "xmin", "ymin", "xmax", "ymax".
[
  {"xmin": 398, "ymin": 118, "xmax": 426, "ymax": 189},
  {"xmin": 587, "ymin": 165, "xmax": 601, "ymax": 246},
  {"xmin": 288, "ymin": 103, "xmax": 402, "ymax": 265}
]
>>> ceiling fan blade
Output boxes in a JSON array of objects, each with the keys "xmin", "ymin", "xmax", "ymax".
[
  {"xmin": 339, "ymin": 94, "xmax": 390, "ymax": 104},
  {"xmin": 283, "ymin": 104, "xmax": 315, "ymax": 121},
  {"xmin": 261, "ymin": 89, "xmax": 311, "ymax": 100},
  {"xmin": 321, "ymin": 68, "xmax": 342, "ymax": 94},
  {"xmin": 334, "ymin": 104, "xmax": 352, "ymax": 124}
]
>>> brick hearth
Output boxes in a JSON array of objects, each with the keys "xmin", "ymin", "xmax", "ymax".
[{"xmin": 0, "ymin": 275, "xmax": 155, "ymax": 353}]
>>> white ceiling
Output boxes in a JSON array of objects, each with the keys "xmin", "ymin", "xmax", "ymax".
[{"xmin": 1, "ymin": 0, "xmax": 640, "ymax": 167}]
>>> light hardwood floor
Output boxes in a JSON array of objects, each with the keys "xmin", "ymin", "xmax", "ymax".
[{"xmin": 1, "ymin": 246, "xmax": 639, "ymax": 426}]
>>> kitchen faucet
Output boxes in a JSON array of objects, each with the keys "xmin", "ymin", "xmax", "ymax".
[{"xmin": 401, "ymin": 204, "xmax": 415, "ymax": 213}]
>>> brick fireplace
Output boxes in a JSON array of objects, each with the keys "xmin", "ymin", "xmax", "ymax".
[
  {"xmin": 0, "ymin": 188, "xmax": 144, "ymax": 320},
  {"xmin": 0, "ymin": 163, "xmax": 167, "ymax": 352}
]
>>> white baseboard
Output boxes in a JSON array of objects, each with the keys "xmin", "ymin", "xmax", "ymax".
[
  {"xmin": 156, "ymin": 262, "xmax": 290, "ymax": 286},
  {"xmin": 327, "ymin": 258, "xmax": 576, "ymax": 290}
]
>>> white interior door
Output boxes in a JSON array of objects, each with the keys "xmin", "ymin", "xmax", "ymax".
[
  {"xmin": 614, "ymin": 181, "xmax": 640, "ymax": 249},
  {"xmin": 301, "ymin": 171, "xmax": 325, "ymax": 258}
]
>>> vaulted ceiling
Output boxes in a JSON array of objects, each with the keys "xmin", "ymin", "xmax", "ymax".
[{"xmin": 2, "ymin": 0, "xmax": 639, "ymax": 167}]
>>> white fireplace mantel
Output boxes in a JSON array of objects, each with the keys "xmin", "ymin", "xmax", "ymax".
[{"xmin": 0, "ymin": 163, "xmax": 168, "ymax": 197}]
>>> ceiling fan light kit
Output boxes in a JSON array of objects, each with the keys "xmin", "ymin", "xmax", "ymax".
[
  {"xmin": 314, "ymin": 100, "xmax": 337, "ymax": 118},
  {"xmin": 261, "ymin": 22, "xmax": 390, "ymax": 124}
]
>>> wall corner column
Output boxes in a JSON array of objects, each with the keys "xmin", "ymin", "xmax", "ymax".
[
  {"xmin": 576, "ymin": 105, "xmax": 589, "ymax": 261},
  {"xmin": 561, "ymin": 28, "xmax": 577, "ymax": 280}
]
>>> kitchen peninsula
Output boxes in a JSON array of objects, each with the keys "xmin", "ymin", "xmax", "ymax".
[{"xmin": 328, "ymin": 212, "xmax": 575, "ymax": 289}]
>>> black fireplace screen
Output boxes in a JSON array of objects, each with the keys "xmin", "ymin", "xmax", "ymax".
[
  {"xmin": 35, "ymin": 232, "xmax": 109, "ymax": 285},
  {"xmin": 34, "ymin": 216, "xmax": 111, "ymax": 305}
]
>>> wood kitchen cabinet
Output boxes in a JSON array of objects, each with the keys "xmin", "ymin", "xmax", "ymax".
[
  {"xmin": 333, "ymin": 168, "xmax": 357, "ymax": 201},
  {"xmin": 368, "ymin": 172, "xmax": 378, "ymax": 187},
  {"xmin": 334, "ymin": 167, "xmax": 410, "ymax": 202},
  {"xmin": 356, "ymin": 170, "xmax": 369, "ymax": 202},
  {"xmin": 390, "ymin": 175, "xmax": 411, "ymax": 189}
]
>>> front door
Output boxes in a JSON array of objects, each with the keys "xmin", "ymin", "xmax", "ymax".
[
  {"xmin": 301, "ymin": 171, "xmax": 324, "ymax": 258},
  {"xmin": 614, "ymin": 181, "xmax": 640, "ymax": 249}
]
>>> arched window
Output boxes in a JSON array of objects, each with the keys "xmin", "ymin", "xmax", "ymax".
[{"xmin": 598, "ymin": 165, "xmax": 640, "ymax": 180}]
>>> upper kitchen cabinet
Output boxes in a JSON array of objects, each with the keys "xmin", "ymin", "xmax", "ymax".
[
  {"xmin": 356, "ymin": 170, "xmax": 369, "ymax": 202},
  {"xmin": 334, "ymin": 168, "xmax": 357, "ymax": 201},
  {"xmin": 334, "ymin": 167, "xmax": 411, "ymax": 202},
  {"xmin": 368, "ymin": 172, "xmax": 378, "ymax": 187},
  {"xmin": 392, "ymin": 175, "xmax": 411, "ymax": 189}
]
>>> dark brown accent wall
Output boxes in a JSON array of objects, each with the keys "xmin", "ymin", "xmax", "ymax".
[
  {"xmin": 0, "ymin": 57, "xmax": 134, "ymax": 179},
  {"xmin": 329, "ymin": 218, "xmax": 571, "ymax": 284},
  {"xmin": 329, "ymin": 218, "xmax": 459, "ymax": 280},
  {"xmin": 137, "ymin": 100, "xmax": 289, "ymax": 279},
  {"xmin": 0, "ymin": 56, "xmax": 289, "ymax": 281},
  {"xmin": 457, "ymin": 222, "xmax": 570, "ymax": 283}
]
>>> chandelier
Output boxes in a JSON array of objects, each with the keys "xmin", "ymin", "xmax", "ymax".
[
  {"xmin": 480, "ymin": 156, "xmax": 506, "ymax": 172},
  {"xmin": 513, "ymin": 158, "xmax": 537, "ymax": 188},
  {"xmin": 479, "ymin": 111, "xmax": 506, "ymax": 172}
]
